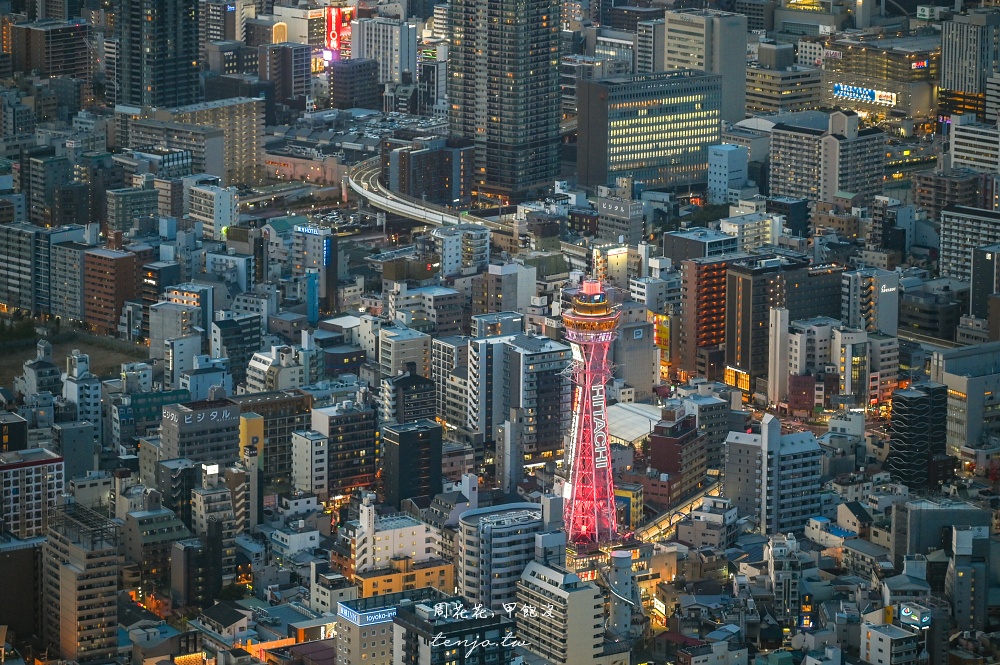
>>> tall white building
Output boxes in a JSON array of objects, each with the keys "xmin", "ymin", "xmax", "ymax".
[
  {"xmin": 458, "ymin": 497, "xmax": 562, "ymax": 611},
  {"xmin": 351, "ymin": 17, "xmax": 418, "ymax": 84},
  {"xmin": 352, "ymin": 493, "xmax": 439, "ymax": 573},
  {"xmin": 291, "ymin": 430, "xmax": 328, "ymax": 500},
  {"xmin": 188, "ymin": 184, "xmax": 238, "ymax": 241},
  {"xmin": 767, "ymin": 307, "xmax": 790, "ymax": 406},
  {"xmin": 941, "ymin": 11, "xmax": 1000, "ymax": 96},
  {"xmin": 244, "ymin": 345, "xmax": 306, "ymax": 393},
  {"xmin": 950, "ymin": 115, "xmax": 1000, "ymax": 173},
  {"xmin": 718, "ymin": 211, "xmax": 782, "ymax": 252},
  {"xmin": 940, "ymin": 205, "xmax": 1000, "ymax": 282},
  {"xmin": 63, "ymin": 350, "xmax": 102, "ymax": 441},
  {"xmin": 42, "ymin": 503, "xmax": 121, "ymax": 664},
  {"xmin": 769, "ymin": 111, "xmax": 886, "ymax": 203},
  {"xmin": 515, "ymin": 560, "xmax": 609, "ymax": 665},
  {"xmin": 859, "ymin": 622, "xmax": 921, "ymax": 665},
  {"xmin": 707, "ymin": 144, "xmax": 749, "ymax": 204},
  {"xmin": 636, "ymin": 19, "xmax": 666, "ymax": 74},
  {"xmin": 724, "ymin": 413, "xmax": 822, "ymax": 534},
  {"xmin": 841, "ymin": 267, "xmax": 899, "ymax": 336},
  {"xmin": 662, "ymin": 9, "xmax": 748, "ymax": 123},
  {"xmin": 429, "ymin": 225, "xmax": 491, "ymax": 277}
]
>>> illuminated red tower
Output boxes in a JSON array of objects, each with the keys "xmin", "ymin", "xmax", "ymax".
[{"xmin": 563, "ymin": 279, "xmax": 620, "ymax": 546}]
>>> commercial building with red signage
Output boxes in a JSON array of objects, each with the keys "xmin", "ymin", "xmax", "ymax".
[{"xmin": 819, "ymin": 33, "xmax": 940, "ymax": 133}]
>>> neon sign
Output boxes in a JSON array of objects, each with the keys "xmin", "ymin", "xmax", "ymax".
[{"xmin": 325, "ymin": 7, "xmax": 354, "ymax": 54}]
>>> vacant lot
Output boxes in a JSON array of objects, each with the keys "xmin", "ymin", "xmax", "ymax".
[{"xmin": 0, "ymin": 335, "xmax": 148, "ymax": 389}]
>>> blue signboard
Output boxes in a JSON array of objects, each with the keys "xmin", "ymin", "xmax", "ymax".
[
  {"xmin": 833, "ymin": 84, "xmax": 876, "ymax": 103},
  {"xmin": 337, "ymin": 603, "xmax": 398, "ymax": 627}
]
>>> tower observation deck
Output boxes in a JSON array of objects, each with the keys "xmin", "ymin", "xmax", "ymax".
[{"xmin": 562, "ymin": 279, "xmax": 620, "ymax": 546}]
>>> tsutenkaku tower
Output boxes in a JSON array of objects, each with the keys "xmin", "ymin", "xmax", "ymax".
[{"xmin": 563, "ymin": 279, "xmax": 620, "ymax": 546}]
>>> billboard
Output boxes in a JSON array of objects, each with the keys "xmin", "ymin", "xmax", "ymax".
[
  {"xmin": 337, "ymin": 603, "xmax": 398, "ymax": 627},
  {"xmin": 325, "ymin": 7, "xmax": 354, "ymax": 53},
  {"xmin": 597, "ymin": 197, "xmax": 641, "ymax": 220},
  {"xmin": 833, "ymin": 83, "xmax": 897, "ymax": 106},
  {"xmin": 911, "ymin": 59, "xmax": 928, "ymax": 69},
  {"xmin": 899, "ymin": 604, "xmax": 932, "ymax": 628}
]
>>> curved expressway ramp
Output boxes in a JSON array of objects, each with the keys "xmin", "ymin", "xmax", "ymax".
[{"xmin": 348, "ymin": 158, "xmax": 501, "ymax": 230}]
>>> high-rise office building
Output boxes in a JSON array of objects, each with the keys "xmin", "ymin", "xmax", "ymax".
[
  {"xmin": 886, "ymin": 382, "xmax": 947, "ymax": 490},
  {"xmin": 382, "ymin": 420, "xmax": 443, "ymax": 508},
  {"xmin": 42, "ymin": 502, "xmax": 122, "ymax": 663},
  {"xmin": 258, "ymin": 42, "xmax": 311, "ymax": 108},
  {"xmin": 662, "ymin": 9, "xmax": 747, "ymax": 123},
  {"xmin": 118, "ymin": 0, "xmax": 201, "ymax": 108},
  {"xmin": 578, "ymin": 72, "xmax": 721, "ymax": 190},
  {"xmin": 329, "ymin": 58, "xmax": 381, "ymax": 110},
  {"xmin": 724, "ymin": 414, "xmax": 821, "ymax": 534},
  {"xmin": 448, "ymin": 0, "xmax": 560, "ymax": 201},
  {"xmin": 725, "ymin": 256, "xmax": 843, "ymax": 392},
  {"xmin": 940, "ymin": 11, "xmax": 1000, "ymax": 120}
]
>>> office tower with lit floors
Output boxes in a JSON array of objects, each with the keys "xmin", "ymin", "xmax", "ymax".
[
  {"xmin": 563, "ymin": 280, "xmax": 620, "ymax": 547},
  {"xmin": 577, "ymin": 71, "xmax": 722, "ymax": 190},
  {"xmin": 448, "ymin": 0, "xmax": 560, "ymax": 201}
]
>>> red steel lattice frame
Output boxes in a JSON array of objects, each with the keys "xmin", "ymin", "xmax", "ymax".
[{"xmin": 563, "ymin": 279, "xmax": 620, "ymax": 546}]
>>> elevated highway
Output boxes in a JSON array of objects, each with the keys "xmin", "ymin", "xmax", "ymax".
[{"xmin": 348, "ymin": 158, "xmax": 502, "ymax": 231}]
